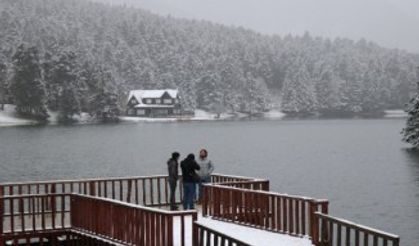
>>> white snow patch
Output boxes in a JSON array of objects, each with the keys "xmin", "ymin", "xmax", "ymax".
[
  {"xmin": 196, "ymin": 217, "xmax": 314, "ymax": 246},
  {"xmin": 193, "ymin": 109, "xmax": 217, "ymax": 120},
  {"xmin": 0, "ymin": 105, "xmax": 37, "ymax": 127},
  {"xmin": 384, "ymin": 109, "xmax": 407, "ymax": 118},
  {"xmin": 263, "ymin": 110, "xmax": 286, "ymax": 119},
  {"xmin": 173, "ymin": 213, "xmax": 313, "ymax": 246},
  {"xmin": 119, "ymin": 116, "xmax": 179, "ymax": 123},
  {"xmin": 120, "ymin": 109, "xmax": 235, "ymax": 123}
]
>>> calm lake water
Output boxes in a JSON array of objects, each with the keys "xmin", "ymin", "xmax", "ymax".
[{"xmin": 0, "ymin": 118, "xmax": 418, "ymax": 245}]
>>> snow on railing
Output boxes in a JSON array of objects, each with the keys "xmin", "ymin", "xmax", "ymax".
[
  {"xmin": 71, "ymin": 194, "xmax": 198, "ymax": 246},
  {"xmin": 202, "ymin": 183, "xmax": 328, "ymax": 241},
  {"xmin": 0, "ymin": 174, "xmax": 401, "ymax": 246}
]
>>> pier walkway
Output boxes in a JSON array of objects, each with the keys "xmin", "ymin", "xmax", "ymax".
[{"xmin": 0, "ymin": 174, "xmax": 400, "ymax": 245}]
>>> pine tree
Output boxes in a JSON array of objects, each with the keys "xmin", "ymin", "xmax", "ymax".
[
  {"xmin": 281, "ymin": 63, "xmax": 318, "ymax": 114},
  {"xmin": 315, "ymin": 67, "xmax": 343, "ymax": 114},
  {"xmin": 46, "ymin": 50, "xmax": 81, "ymax": 119},
  {"xmin": 57, "ymin": 85, "xmax": 80, "ymax": 123},
  {"xmin": 88, "ymin": 67, "xmax": 120, "ymax": 122},
  {"xmin": 0, "ymin": 58, "xmax": 7, "ymax": 110},
  {"xmin": 9, "ymin": 44, "xmax": 48, "ymax": 120},
  {"xmin": 402, "ymin": 67, "xmax": 419, "ymax": 148}
]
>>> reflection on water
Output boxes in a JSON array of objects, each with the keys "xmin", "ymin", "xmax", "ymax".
[
  {"xmin": 0, "ymin": 119, "xmax": 418, "ymax": 245},
  {"xmin": 403, "ymin": 148, "xmax": 419, "ymax": 182}
]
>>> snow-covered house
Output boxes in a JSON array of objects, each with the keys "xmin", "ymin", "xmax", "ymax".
[{"xmin": 126, "ymin": 89, "xmax": 182, "ymax": 117}]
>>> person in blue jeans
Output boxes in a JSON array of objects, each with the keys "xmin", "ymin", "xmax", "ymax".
[
  {"xmin": 180, "ymin": 153, "xmax": 200, "ymax": 210},
  {"xmin": 197, "ymin": 149, "xmax": 214, "ymax": 203}
]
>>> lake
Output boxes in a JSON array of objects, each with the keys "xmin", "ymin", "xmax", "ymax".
[{"xmin": 0, "ymin": 118, "xmax": 418, "ymax": 245}]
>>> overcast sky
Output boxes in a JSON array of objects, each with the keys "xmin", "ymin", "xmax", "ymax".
[{"xmin": 98, "ymin": 0, "xmax": 419, "ymax": 53}]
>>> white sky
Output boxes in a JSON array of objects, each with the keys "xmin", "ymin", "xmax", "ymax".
[{"xmin": 98, "ymin": 0, "xmax": 419, "ymax": 53}]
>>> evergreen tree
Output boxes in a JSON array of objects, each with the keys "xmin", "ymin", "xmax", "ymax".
[
  {"xmin": 57, "ymin": 85, "xmax": 80, "ymax": 123},
  {"xmin": 0, "ymin": 59, "xmax": 7, "ymax": 110},
  {"xmin": 281, "ymin": 63, "xmax": 318, "ymax": 114},
  {"xmin": 402, "ymin": 67, "xmax": 419, "ymax": 148},
  {"xmin": 43, "ymin": 50, "xmax": 82, "ymax": 122},
  {"xmin": 315, "ymin": 67, "xmax": 343, "ymax": 114},
  {"xmin": 88, "ymin": 67, "xmax": 120, "ymax": 122},
  {"xmin": 0, "ymin": 0, "xmax": 419, "ymax": 117},
  {"xmin": 9, "ymin": 44, "xmax": 48, "ymax": 120}
]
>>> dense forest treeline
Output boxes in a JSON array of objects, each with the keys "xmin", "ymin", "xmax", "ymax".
[{"xmin": 0, "ymin": 0, "xmax": 418, "ymax": 121}]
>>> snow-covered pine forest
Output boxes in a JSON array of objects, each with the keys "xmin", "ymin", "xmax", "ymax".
[{"xmin": 0, "ymin": 0, "xmax": 418, "ymax": 122}]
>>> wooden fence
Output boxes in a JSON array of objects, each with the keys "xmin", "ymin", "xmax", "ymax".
[
  {"xmin": 202, "ymin": 183, "xmax": 329, "ymax": 240},
  {"xmin": 0, "ymin": 174, "xmax": 401, "ymax": 246},
  {"xmin": 314, "ymin": 212, "xmax": 400, "ymax": 246},
  {"xmin": 0, "ymin": 193, "xmax": 198, "ymax": 246},
  {"xmin": 71, "ymin": 194, "xmax": 198, "ymax": 246},
  {"xmin": 0, "ymin": 175, "xmax": 180, "ymax": 207},
  {"xmin": 194, "ymin": 221, "xmax": 251, "ymax": 246},
  {"xmin": 0, "ymin": 193, "xmax": 71, "ymax": 245},
  {"xmin": 0, "ymin": 174, "xmax": 253, "ymax": 208}
]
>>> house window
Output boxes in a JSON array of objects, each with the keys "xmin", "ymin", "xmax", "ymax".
[
  {"xmin": 156, "ymin": 99, "xmax": 162, "ymax": 104},
  {"xmin": 163, "ymin": 99, "xmax": 172, "ymax": 104},
  {"xmin": 127, "ymin": 109, "xmax": 135, "ymax": 115},
  {"xmin": 136, "ymin": 109, "xmax": 146, "ymax": 116},
  {"xmin": 155, "ymin": 109, "xmax": 169, "ymax": 115},
  {"xmin": 130, "ymin": 98, "xmax": 138, "ymax": 105},
  {"xmin": 145, "ymin": 99, "xmax": 153, "ymax": 104}
]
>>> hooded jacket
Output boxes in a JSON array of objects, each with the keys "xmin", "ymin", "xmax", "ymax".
[{"xmin": 180, "ymin": 154, "xmax": 200, "ymax": 183}]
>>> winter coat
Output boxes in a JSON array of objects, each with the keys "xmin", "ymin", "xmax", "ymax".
[
  {"xmin": 167, "ymin": 158, "xmax": 179, "ymax": 181},
  {"xmin": 181, "ymin": 157, "xmax": 200, "ymax": 183},
  {"xmin": 197, "ymin": 158, "xmax": 214, "ymax": 179}
]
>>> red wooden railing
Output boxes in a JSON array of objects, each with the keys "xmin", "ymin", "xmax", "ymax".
[
  {"xmin": 71, "ymin": 194, "xmax": 198, "ymax": 246},
  {"xmin": 0, "ymin": 174, "xmax": 401, "ymax": 246},
  {"xmin": 0, "ymin": 175, "xmax": 181, "ymax": 207},
  {"xmin": 202, "ymin": 184, "xmax": 328, "ymax": 239},
  {"xmin": 314, "ymin": 212, "xmax": 400, "ymax": 246},
  {"xmin": 0, "ymin": 193, "xmax": 198, "ymax": 246},
  {"xmin": 0, "ymin": 174, "xmax": 252, "ymax": 208},
  {"xmin": 0, "ymin": 193, "xmax": 71, "ymax": 245}
]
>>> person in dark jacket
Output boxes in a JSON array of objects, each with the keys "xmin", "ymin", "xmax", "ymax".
[
  {"xmin": 180, "ymin": 153, "xmax": 200, "ymax": 210},
  {"xmin": 167, "ymin": 152, "xmax": 180, "ymax": 211}
]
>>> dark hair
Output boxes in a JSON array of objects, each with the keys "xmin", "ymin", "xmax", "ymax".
[
  {"xmin": 200, "ymin": 149, "xmax": 208, "ymax": 157},
  {"xmin": 172, "ymin": 152, "xmax": 180, "ymax": 159},
  {"xmin": 187, "ymin": 153, "xmax": 195, "ymax": 160}
]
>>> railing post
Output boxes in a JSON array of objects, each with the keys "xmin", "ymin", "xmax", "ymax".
[
  {"xmin": 262, "ymin": 181, "xmax": 270, "ymax": 191},
  {"xmin": 192, "ymin": 212, "xmax": 198, "ymax": 246},
  {"xmin": 0, "ymin": 186, "xmax": 4, "ymax": 246},
  {"xmin": 89, "ymin": 181, "xmax": 96, "ymax": 196},
  {"xmin": 168, "ymin": 214, "xmax": 173, "ymax": 246},
  {"xmin": 393, "ymin": 237, "xmax": 400, "ymax": 246},
  {"xmin": 202, "ymin": 186, "xmax": 208, "ymax": 217},
  {"xmin": 320, "ymin": 201, "xmax": 329, "ymax": 246},
  {"xmin": 309, "ymin": 200, "xmax": 320, "ymax": 246}
]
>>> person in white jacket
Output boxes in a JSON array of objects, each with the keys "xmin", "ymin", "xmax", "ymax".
[{"xmin": 196, "ymin": 149, "xmax": 214, "ymax": 202}]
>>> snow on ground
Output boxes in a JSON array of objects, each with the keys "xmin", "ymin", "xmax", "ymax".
[
  {"xmin": 384, "ymin": 109, "xmax": 407, "ymax": 118},
  {"xmin": 120, "ymin": 109, "xmax": 236, "ymax": 123},
  {"xmin": 0, "ymin": 105, "xmax": 37, "ymax": 127},
  {"xmin": 197, "ymin": 217, "xmax": 313, "ymax": 246},
  {"xmin": 173, "ymin": 213, "xmax": 313, "ymax": 246},
  {"xmin": 263, "ymin": 109, "xmax": 286, "ymax": 119}
]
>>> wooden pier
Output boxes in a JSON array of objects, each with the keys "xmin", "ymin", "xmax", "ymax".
[{"xmin": 0, "ymin": 174, "xmax": 400, "ymax": 246}]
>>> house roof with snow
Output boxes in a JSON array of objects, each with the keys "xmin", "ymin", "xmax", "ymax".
[{"xmin": 127, "ymin": 89, "xmax": 178, "ymax": 103}]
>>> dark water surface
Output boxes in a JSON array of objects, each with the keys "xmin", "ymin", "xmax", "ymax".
[{"xmin": 0, "ymin": 119, "xmax": 418, "ymax": 245}]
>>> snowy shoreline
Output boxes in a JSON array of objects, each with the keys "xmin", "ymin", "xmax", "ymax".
[
  {"xmin": 0, "ymin": 105, "xmax": 407, "ymax": 128},
  {"xmin": 0, "ymin": 105, "xmax": 38, "ymax": 127}
]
